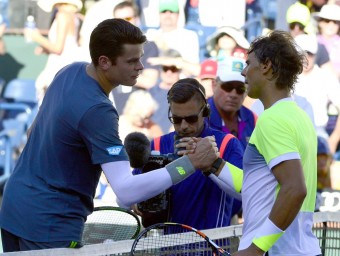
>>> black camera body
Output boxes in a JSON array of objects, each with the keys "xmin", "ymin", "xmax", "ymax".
[
  {"xmin": 137, "ymin": 139, "xmax": 184, "ymax": 227},
  {"xmin": 137, "ymin": 152, "xmax": 178, "ymax": 214}
]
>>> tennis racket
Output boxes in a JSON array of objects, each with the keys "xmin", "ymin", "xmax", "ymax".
[
  {"xmin": 130, "ymin": 222, "xmax": 231, "ymax": 255},
  {"xmin": 82, "ymin": 206, "xmax": 141, "ymax": 245}
]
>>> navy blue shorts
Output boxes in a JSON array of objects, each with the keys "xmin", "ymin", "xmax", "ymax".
[{"xmin": 1, "ymin": 229, "xmax": 82, "ymax": 252}]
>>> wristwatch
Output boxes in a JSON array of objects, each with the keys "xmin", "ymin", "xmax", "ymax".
[{"xmin": 204, "ymin": 157, "xmax": 223, "ymax": 176}]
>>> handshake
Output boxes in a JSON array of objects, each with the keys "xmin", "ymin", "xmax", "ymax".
[{"xmin": 124, "ymin": 132, "xmax": 222, "ymax": 173}]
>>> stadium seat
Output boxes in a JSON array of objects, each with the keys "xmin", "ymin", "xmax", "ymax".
[{"xmin": 0, "ymin": 78, "xmax": 38, "ymax": 191}]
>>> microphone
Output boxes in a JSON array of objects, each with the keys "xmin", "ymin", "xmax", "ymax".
[{"xmin": 124, "ymin": 132, "xmax": 151, "ymax": 169}]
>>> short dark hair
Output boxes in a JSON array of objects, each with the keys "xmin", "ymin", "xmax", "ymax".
[
  {"xmin": 113, "ymin": 1, "xmax": 140, "ymax": 17},
  {"xmin": 248, "ymin": 30, "xmax": 306, "ymax": 91},
  {"xmin": 89, "ymin": 18, "xmax": 146, "ymax": 66},
  {"xmin": 167, "ymin": 78, "xmax": 206, "ymax": 105}
]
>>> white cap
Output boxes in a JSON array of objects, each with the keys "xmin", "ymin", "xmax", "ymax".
[
  {"xmin": 314, "ymin": 4, "xmax": 340, "ymax": 22},
  {"xmin": 37, "ymin": 0, "xmax": 83, "ymax": 13},
  {"xmin": 217, "ymin": 57, "xmax": 245, "ymax": 83},
  {"xmin": 294, "ymin": 34, "xmax": 318, "ymax": 54}
]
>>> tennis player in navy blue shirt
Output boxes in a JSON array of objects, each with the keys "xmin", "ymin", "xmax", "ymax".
[{"xmin": 0, "ymin": 19, "xmax": 219, "ymax": 252}]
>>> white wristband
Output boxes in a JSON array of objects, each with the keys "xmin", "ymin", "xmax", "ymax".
[{"xmin": 252, "ymin": 217, "xmax": 284, "ymax": 252}]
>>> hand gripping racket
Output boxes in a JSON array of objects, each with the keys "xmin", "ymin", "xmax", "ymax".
[
  {"xmin": 130, "ymin": 222, "xmax": 231, "ymax": 255},
  {"xmin": 82, "ymin": 206, "xmax": 141, "ymax": 245}
]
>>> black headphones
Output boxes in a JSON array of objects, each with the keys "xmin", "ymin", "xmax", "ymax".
[{"xmin": 167, "ymin": 82, "xmax": 210, "ymax": 118}]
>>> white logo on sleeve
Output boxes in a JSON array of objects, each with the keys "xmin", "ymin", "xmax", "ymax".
[{"xmin": 106, "ymin": 146, "xmax": 123, "ymax": 155}]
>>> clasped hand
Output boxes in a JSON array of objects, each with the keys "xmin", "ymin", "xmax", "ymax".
[{"xmin": 176, "ymin": 136, "xmax": 219, "ymax": 170}]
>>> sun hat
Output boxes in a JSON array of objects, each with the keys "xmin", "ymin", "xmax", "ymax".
[
  {"xmin": 159, "ymin": 0, "xmax": 180, "ymax": 13},
  {"xmin": 206, "ymin": 26, "xmax": 250, "ymax": 55},
  {"xmin": 199, "ymin": 59, "xmax": 217, "ymax": 79},
  {"xmin": 294, "ymin": 34, "xmax": 318, "ymax": 55},
  {"xmin": 217, "ymin": 57, "xmax": 245, "ymax": 83},
  {"xmin": 314, "ymin": 4, "xmax": 340, "ymax": 22},
  {"xmin": 286, "ymin": 2, "xmax": 311, "ymax": 27},
  {"xmin": 37, "ymin": 0, "xmax": 83, "ymax": 13}
]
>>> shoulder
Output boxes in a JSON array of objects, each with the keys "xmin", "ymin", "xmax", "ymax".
[{"xmin": 56, "ymin": 11, "xmax": 75, "ymax": 24}]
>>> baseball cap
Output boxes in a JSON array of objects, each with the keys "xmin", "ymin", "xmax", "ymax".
[
  {"xmin": 159, "ymin": 0, "xmax": 179, "ymax": 13},
  {"xmin": 294, "ymin": 34, "xmax": 318, "ymax": 55},
  {"xmin": 217, "ymin": 57, "xmax": 245, "ymax": 83},
  {"xmin": 286, "ymin": 2, "xmax": 311, "ymax": 27},
  {"xmin": 199, "ymin": 59, "xmax": 217, "ymax": 79},
  {"xmin": 317, "ymin": 136, "xmax": 331, "ymax": 155}
]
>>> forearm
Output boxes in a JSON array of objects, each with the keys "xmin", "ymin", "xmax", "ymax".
[
  {"xmin": 102, "ymin": 156, "xmax": 196, "ymax": 207},
  {"xmin": 103, "ymin": 161, "xmax": 172, "ymax": 207},
  {"xmin": 268, "ymin": 184, "xmax": 305, "ymax": 230},
  {"xmin": 213, "ymin": 161, "xmax": 243, "ymax": 195},
  {"xmin": 34, "ymin": 34, "xmax": 64, "ymax": 55}
]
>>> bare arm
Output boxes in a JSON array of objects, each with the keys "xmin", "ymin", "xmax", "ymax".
[
  {"xmin": 29, "ymin": 12, "xmax": 73, "ymax": 55},
  {"xmin": 269, "ymin": 159, "xmax": 306, "ymax": 229}
]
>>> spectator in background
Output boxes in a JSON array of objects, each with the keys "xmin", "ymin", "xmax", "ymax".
[
  {"xmin": 315, "ymin": 135, "xmax": 333, "ymax": 212},
  {"xmin": 119, "ymin": 90, "xmax": 163, "ymax": 142},
  {"xmin": 206, "ymin": 26, "xmax": 250, "ymax": 62},
  {"xmin": 27, "ymin": 0, "xmax": 83, "ymax": 103},
  {"xmin": 317, "ymin": 136, "xmax": 333, "ymax": 190},
  {"xmin": 207, "ymin": 57, "xmax": 257, "ymax": 150},
  {"xmin": 111, "ymin": 1, "xmax": 160, "ymax": 114},
  {"xmin": 300, "ymin": 0, "xmax": 327, "ymax": 13},
  {"xmin": 197, "ymin": 59, "xmax": 217, "ymax": 99},
  {"xmin": 314, "ymin": 3, "xmax": 340, "ymax": 81},
  {"xmin": 286, "ymin": 1, "xmax": 336, "ymax": 74},
  {"xmin": 146, "ymin": 0, "xmax": 200, "ymax": 77},
  {"xmin": 149, "ymin": 49, "xmax": 182, "ymax": 134},
  {"xmin": 294, "ymin": 33, "xmax": 340, "ymax": 142}
]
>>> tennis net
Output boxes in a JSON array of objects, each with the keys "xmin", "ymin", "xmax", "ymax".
[{"xmin": 2, "ymin": 211, "xmax": 339, "ymax": 255}]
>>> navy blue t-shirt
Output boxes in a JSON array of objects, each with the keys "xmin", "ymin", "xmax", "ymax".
[{"xmin": 0, "ymin": 62, "xmax": 129, "ymax": 242}]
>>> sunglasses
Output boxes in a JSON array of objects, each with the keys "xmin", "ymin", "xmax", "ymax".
[
  {"xmin": 289, "ymin": 22, "xmax": 305, "ymax": 30},
  {"xmin": 169, "ymin": 107, "xmax": 205, "ymax": 124},
  {"xmin": 162, "ymin": 65, "xmax": 180, "ymax": 73},
  {"xmin": 160, "ymin": 10, "xmax": 178, "ymax": 13},
  {"xmin": 220, "ymin": 82, "xmax": 246, "ymax": 95},
  {"xmin": 319, "ymin": 18, "xmax": 339, "ymax": 25},
  {"xmin": 122, "ymin": 16, "xmax": 134, "ymax": 21}
]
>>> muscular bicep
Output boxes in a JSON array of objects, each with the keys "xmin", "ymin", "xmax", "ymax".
[{"xmin": 272, "ymin": 159, "xmax": 306, "ymax": 191}]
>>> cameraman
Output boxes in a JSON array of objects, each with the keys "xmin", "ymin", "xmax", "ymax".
[{"xmin": 133, "ymin": 78, "xmax": 244, "ymax": 230}]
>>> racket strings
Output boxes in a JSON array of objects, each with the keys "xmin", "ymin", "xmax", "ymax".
[{"xmin": 82, "ymin": 209, "xmax": 140, "ymax": 245}]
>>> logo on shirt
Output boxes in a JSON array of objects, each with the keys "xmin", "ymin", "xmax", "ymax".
[
  {"xmin": 232, "ymin": 61, "xmax": 244, "ymax": 72},
  {"xmin": 106, "ymin": 146, "xmax": 123, "ymax": 155}
]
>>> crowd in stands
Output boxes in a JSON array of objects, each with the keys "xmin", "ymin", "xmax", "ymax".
[{"xmin": 1, "ymin": 0, "xmax": 340, "ymax": 214}]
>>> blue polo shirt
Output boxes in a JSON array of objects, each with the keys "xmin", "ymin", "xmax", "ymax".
[
  {"xmin": 0, "ymin": 62, "xmax": 129, "ymax": 242},
  {"xmin": 208, "ymin": 97, "xmax": 257, "ymax": 149}
]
